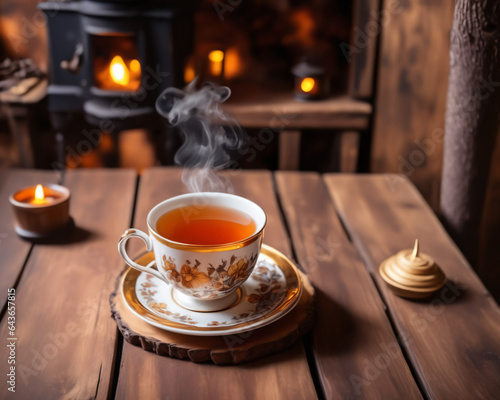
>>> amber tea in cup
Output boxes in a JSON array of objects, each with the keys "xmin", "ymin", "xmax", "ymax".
[
  {"xmin": 156, "ymin": 205, "xmax": 256, "ymax": 245},
  {"xmin": 118, "ymin": 192, "xmax": 266, "ymax": 312}
]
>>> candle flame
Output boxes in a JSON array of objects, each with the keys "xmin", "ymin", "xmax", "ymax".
[
  {"xmin": 208, "ymin": 50, "xmax": 224, "ymax": 77},
  {"xmin": 110, "ymin": 56, "xmax": 130, "ymax": 86},
  {"xmin": 301, "ymin": 77, "xmax": 316, "ymax": 93},
  {"xmin": 208, "ymin": 50, "xmax": 224, "ymax": 63},
  {"xmin": 35, "ymin": 184, "xmax": 44, "ymax": 201}
]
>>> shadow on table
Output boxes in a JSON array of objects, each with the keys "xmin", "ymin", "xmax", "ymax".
[
  {"xmin": 217, "ymin": 288, "xmax": 358, "ymax": 370},
  {"xmin": 60, "ymin": 225, "xmax": 95, "ymax": 244},
  {"xmin": 436, "ymin": 279, "xmax": 469, "ymax": 304},
  {"xmin": 23, "ymin": 225, "xmax": 96, "ymax": 245},
  {"xmin": 404, "ymin": 279, "xmax": 469, "ymax": 305},
  {"xmin": 312, "ymin": 288, "xmax": 357, "ymax": 355}
]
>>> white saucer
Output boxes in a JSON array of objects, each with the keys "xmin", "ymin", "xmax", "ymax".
[{"xmin": 121, "ymin": 244, "xmax": 303, "ymax": 336}]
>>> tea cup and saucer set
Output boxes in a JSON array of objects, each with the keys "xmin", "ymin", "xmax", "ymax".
[{"xmin": 117, "ymin": 192, "xmax": 305, "ymax": 336}]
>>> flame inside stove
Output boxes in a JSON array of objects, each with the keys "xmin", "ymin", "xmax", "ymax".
[
  {"xmin": 110, "ymin": 56, "xmax": 129, "ymax": 86},
  {"xmin": 130, "ymin": 59, "xmax": 141, "ymax": 73},
  {"xmin": 105, "ymin": 55, "xmax": 141, "ymax": 90}
]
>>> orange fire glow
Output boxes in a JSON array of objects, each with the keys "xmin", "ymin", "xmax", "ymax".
[
  {"xmin": 284, "ymin": 8, "xmax": 316, "ymax": 48},
  {"xmin": 130, "ymin": 59, "xmax": 141, "ymax": 73},
  {"xmin": 110, "ymin": 56, "xmax": 129, "ymax": 86},
  {"xmin": 184, "ymin": 65, "xmax": 196, "ymax": 83},
  {"xmin": 209, "ymin": 50, "xmax": 224, "ymax": 63},
  {"xmin": 105, "ymin": 56, "xmax": 141, "ymax": 90},
  {"xmin": 301, "ymin": 77, "xmax": 316, "ymax": 93},
  {"xmin": 208, "ymin": 50, "xmax": 224, "ymax": 77},
  {"xmin": 224, "ymin": 48, "xmax": 243, "ymax": 80}
]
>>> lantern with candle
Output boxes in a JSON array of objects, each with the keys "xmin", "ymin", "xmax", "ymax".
[
  {"xmin": 292, "ymin": 61, "xmax": 329, "ymax": 101},
  {"xmin": 9, "ymin": 184, "xmax": 72, "ymax": 239}
]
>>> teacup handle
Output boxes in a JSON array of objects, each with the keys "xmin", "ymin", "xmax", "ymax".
[{"xmin": 118, "ymin": 229, "xmax": 168, "ymax": 283}]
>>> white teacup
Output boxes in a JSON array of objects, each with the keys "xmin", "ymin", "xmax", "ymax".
[{"xmin": 118, "ymin": 192, "xmax": 266, "ymax": 312}]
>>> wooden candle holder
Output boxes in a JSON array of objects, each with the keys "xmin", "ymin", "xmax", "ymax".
[{"xmin": 9, "ymin": 184, "xmax": 72, "ymax": 239}]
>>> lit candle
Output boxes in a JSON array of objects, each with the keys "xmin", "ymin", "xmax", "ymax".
[
  {"xmin": 30, "ymin": 184, "xmax": 56, "ymax": 205},
  {"xmin": 10, "ymin": 184, "xmax": 71, "ymax": 238},
  {"xmin": 300, "ymin": 77, "xmax": 316, "ymax": 94},
  {"xmin": 208, "ymin": 50, "xmax": 225, "ymax": 77}
]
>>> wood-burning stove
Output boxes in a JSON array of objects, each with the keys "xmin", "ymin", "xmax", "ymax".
[{"xmin": 39, "ymin": 0, "xmax": 195, "ymax": 132}]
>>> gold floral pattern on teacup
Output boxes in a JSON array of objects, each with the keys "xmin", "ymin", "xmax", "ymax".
[
  {"xmin": 161, "ymin": 253, "xmax": 258, "ymax": 299},
  {"xmin": 181, "ymin": 261, "xmax": 210, "ymax": 288},
  {"xmin": 163, "ymin": 256, "xmax": 180, "ymax": 282}
]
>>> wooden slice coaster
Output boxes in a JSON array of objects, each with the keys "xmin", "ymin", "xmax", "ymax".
[{"xmin": 110, "ymin": 268, "xmax": 315, "ymax": 365}]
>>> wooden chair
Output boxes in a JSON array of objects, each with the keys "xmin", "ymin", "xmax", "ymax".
[{"xmin": 222, "ymin": 0, "xmax": 380, "ymax": 173}]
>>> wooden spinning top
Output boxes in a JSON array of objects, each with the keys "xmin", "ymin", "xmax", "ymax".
[{"xmin": 379, "ymin": 240, "xmax": 446, "ymax": 299}]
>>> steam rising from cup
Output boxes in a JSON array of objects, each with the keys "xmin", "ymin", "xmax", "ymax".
[{"xmin": 155, "ymin": 79, "xmax": 245, "ymax": 193}]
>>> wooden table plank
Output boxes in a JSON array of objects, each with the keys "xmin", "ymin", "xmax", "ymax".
[
  {"xmin": 115, "ymin": 167, "xmax": 317, "ymax": 400},
  {"xmin": 275, "ymin": 171, "xmax": 422, "ymax": 399},
  {"xmin": 324, "ymin": 174, "xmax": 500, "ymax": 399},
  {"xmin": 0, "ymin": 169, "xmax": 137, "ymax": 399},
  {"xmin": 225, "ymin": 169, "xmax": 291, "ymax": 257},
  {"xmin": 0, "ymin": 169, "xmax": 59, "ymax": 311},
  {"xmin": 119, "ymin": 341, "xmax": 315, "ymax": 400}
]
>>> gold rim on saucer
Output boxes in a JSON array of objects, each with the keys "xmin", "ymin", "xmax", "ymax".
[{"xmin": 121, "ymin": 244, "xmax": 303, "ymax": 336}]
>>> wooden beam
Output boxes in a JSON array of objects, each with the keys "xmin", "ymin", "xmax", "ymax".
[
  {"xmin": 440, "ymin": 0, "xmax": 500, "ymax": 265},
  {"xmin": 347, "ymin": 0, "xmax": 381, "ymax": 99},
  {"xmin": 370, "ymin": 0, "xmax": 454, "ymax": 208},
  {"xmin": 340, "ymin": 131, "xmax": 360, "ymax": 172}
]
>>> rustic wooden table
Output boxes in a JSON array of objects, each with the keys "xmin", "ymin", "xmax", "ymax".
[{"xmin": 1, "ymin": 167, "xmax": 499, "ymax": 399}]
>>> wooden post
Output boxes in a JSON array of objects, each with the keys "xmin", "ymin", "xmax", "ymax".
[
  {"xmin": 340, "ymin": 131, "xmax": 360, "ymax": 173},
  {"xmin": 278, "ymin": 130, "xmax": 301, "ymax": 170},
  {"xmin": 440, "ymin": 0, "xmax": 500, "ymax": 266}
]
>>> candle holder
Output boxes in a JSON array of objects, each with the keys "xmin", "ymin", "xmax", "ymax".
[
  {"xmin": 292, "ymin": 61, "xmax": 329, "ymax": 101},
  {"xmin": 9, "ymin": 184, "xmax": 73, "ymax": 241}
]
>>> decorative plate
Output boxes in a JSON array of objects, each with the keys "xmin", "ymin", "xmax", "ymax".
[{"xmin": 121, "ymin": 244, "xmax": 303, "ymax": 336}]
